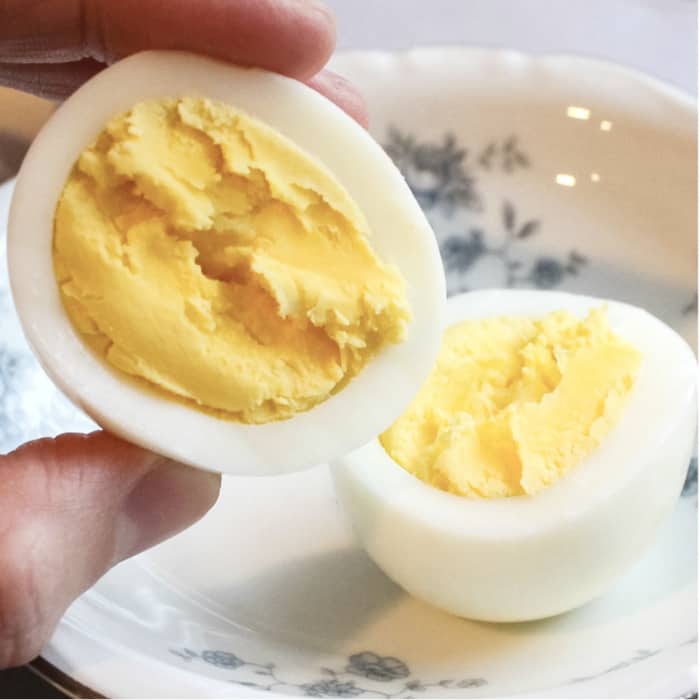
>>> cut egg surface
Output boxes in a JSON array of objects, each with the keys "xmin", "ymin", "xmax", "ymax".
[
  {"xmin": 331, "ymin": 289, "xmax": 697, "ymax": 622},
  {"xmin": 8, "ymin": 51, "xmax": 445, "ymax": 475}
]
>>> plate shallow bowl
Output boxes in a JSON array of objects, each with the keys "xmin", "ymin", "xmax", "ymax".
[{"xmin": 0, "ymin": 47, "xmax": 696, "ymax": 698}]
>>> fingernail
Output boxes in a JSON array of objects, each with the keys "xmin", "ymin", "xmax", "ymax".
[
  {"xmin": 293, "ymin": 0, "xmax": 336, "ymax": 26},
  {"xmin": 114, "ymin": 459, "xmax": 221, "ymax": 563}
]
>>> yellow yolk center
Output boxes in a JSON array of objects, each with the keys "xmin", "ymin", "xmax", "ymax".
[
  {"xmin": 53, "ymin": 97, "xmax": 410, "ymax": 423},
  {"xmin": 380, "ymin": 308, "xmax": 641, "ymax": 498}
]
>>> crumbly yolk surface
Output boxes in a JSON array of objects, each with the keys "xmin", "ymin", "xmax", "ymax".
[
  {"xmin": 53, "ymin": 97, "xmax": 410, "ymax": 423},
  {"xmin": 380, "ymin": 308, "xmax": 641, "ymax": 498}
]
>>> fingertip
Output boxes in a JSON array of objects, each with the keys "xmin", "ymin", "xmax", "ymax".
[
  {"xmin": 307, "ymin": 69, "xmax": 370, "ymax": 129},
  {"xmin": 91, "ymin": 0, "xmax": 337, "ymax": 81},
  {"xmin": 278, "ymin": 0, "xmax": 337, "ymax": 78},
  {"xmin": 0, "ymin": 432, "xmax": 222, "ymax": 668},
  {"xmin": 114, "ymin": 459, "xmax": 221, "ymax": 563},
  {"xmin": 3, "ymin": 430, "xmax": 222, "ymax": 567}
]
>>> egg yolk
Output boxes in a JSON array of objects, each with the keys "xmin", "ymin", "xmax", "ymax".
[
  {"xmin": 380, "ymin": 308, "xmax": 641, "ymax": 498},
  {"xmin": 53, "ymin": 97, "xmax": 410, "ymax": 423}
]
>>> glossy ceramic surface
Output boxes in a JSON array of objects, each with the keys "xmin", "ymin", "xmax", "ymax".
[{"xmin": 0, "ymin": 48, "xmax": 696, "ymax": 698}]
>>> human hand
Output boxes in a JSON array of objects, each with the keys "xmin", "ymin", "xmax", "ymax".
[
  {"xmin": 0, "ymin": 0, "xmax": 366, "ymax": 669},
  {"xmin": 0, "ymin": 0, "xmax": 367, "ymax": 124}
]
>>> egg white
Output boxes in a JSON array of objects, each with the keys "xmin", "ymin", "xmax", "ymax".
[
  {"xmin": 7, "ymin": 50, "xmax": 445, "ymax": 475},
  {"xmin": 331, "ymin": 289, "xmax": 697, "ymax": 622}
]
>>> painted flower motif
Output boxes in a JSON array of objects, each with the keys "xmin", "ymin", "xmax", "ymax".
[
  {"xmin": 384, "ymin": 128, "xmax": 479, "ymax": 215},
  {"xmin": 478, "ymin": 136, "xmax": 530, "ymax": 172},
  {"xmin": 385, "ymin": 128, "xmax": 591, "ymax": 295},
  {"xmin": 0, "ymin": 346, "xmax": 27, "ymax": 398},
  {"xmin": 301, "ymin": 679, "xmax": 363, "ymax": 697},
  {"xmin": 529, "ymin": 257, "xmax": 566, "ymax": 289},
  {"xmin": 169, "ymin": 646, "xmax": 491, "ymax": 694},
  {"xmin": 346, "ymin": 652, "xmax": 410, "ymax": 682},
  {"xmin": 0, "ymin": 349, "xmax": 13, "ymax": 399},
  {"xmin": 405, "ymin": 680, "xmax": 426, "ymax": 691},
  {"xmin": 201, "ymin": 650, "xmax": 244, "ymax": 669},
  {"xmin": 527, "ymin": 252, "xmax": 586, "ymax": 289},
  {"xmin": 682, "ymin": 457, "xmax": 697, "ymax": 498},
  {"xmin": 441, "ymin": 231, "xmax": 486, "ymax": 272},
  {"xmin": 682, "ymin": 293, "xmax": 697, "ymax": 316},
  {"xmin": 0, "ymin": 347, "xmax": 32, "ymax": 449}
]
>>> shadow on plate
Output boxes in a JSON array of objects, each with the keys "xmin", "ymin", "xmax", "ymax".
[{"xmin": 208, "ymin": 547, "xmax": 407, "ymax": 650}]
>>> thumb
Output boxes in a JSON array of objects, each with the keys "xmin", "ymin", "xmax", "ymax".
[{"xmin": 0, "ymin": 431, "xmax": 220, "ymax": 669}]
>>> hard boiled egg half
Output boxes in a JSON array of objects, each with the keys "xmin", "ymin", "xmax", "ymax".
[
  {"xmin": 331, "ymin": 289, "xmax": 697, "ymax": 622},
  {"xmin": 7, "ymin": 51, "xmax": 445, "ymax": 475}
]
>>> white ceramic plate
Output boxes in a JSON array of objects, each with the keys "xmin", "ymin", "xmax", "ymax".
[{"xmin": 0, "ymin": 47, "xmax": 696, "ymax": 698}]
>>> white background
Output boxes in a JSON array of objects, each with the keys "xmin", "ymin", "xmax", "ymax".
[{"xmin": 325, "ymin": 0, "xmax": 698, "ymax": 95}]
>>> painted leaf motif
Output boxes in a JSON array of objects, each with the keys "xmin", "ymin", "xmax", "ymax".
[
  {"xmin": 517, "ymin": 220, "xmax": 540, "ymax": 239},
  {"xmin": 514, "ymin": 151, "xmax": 530, "ymax": 167},
  {"xmin": 503, "ymin": 200, "xmax": 516, "ymax": 231}
]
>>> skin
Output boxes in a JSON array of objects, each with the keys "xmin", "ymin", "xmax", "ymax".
[{"xmin": 0, "ymin": 0, "xmax": 367, "ymax": 669}]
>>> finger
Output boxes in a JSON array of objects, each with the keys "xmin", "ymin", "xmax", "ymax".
[
  {"xmin": 0, "ymin": 431, "xmax": 220, "ymax": 668},
  {"xmin": 307, "ymin": 69, "xmax": 369, "ymax": 129},
  {"xmin": 0, "ymin": 0, "xmax": 335, "ymax": 80},
  {"xmin": 0, "ymin": 62, "xmax": 370, "ymax": 129},
  {"xmin": 0, "ymin": 58, "xmax": 101, "ymax": 100}
]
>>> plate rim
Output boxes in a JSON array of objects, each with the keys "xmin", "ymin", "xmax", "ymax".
[
  {"xmin": 39, "ymin": 618, "xmax": 698, "ymax": 699},
  {"xmin": 330, "ymin": 44, "xmax": 697, "ymax": 114}
]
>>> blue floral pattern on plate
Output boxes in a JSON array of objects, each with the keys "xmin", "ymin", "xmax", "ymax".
[
  {"xmin": 0, "ymin": 187, "xmax": 94, "ymax": 455},
  {"xmin": 169, "ymin": 648, "xmax": 486, "ymax": 697},
  {"xmin": 167, "ymin": 637, "xmax": 698, "ymax": 698},
  {"xmin": 384, "ymin": 128, "xmax": 587, "ymax": 295}
]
